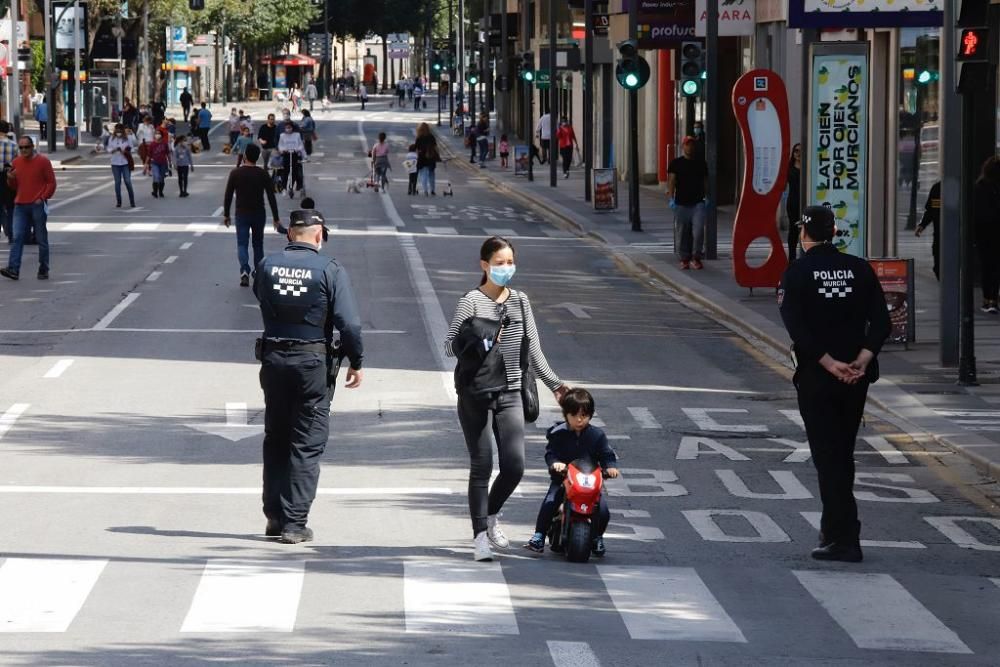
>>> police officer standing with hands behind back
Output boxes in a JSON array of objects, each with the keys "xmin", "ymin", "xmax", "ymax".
[
  {"xmin": 778, "ymin": 205, "xmax": 890, "ymax": 563},
  {"xmin": 254, "ymin": 208, "xmax": 364, "ymax": 544}
]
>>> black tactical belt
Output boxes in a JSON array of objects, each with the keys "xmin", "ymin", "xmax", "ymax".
[{"xmin": 262, "ymin": 340, "xmax": 327, "ymax": 354}]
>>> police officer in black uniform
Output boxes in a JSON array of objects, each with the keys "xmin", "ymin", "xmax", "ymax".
[
  {"xmin": 778, "ymin": 205, "xmax": 891, "ymax": 562},
  {"xmin": 254, "ymin": 209, "xmax": 364, "ymax": 544}
]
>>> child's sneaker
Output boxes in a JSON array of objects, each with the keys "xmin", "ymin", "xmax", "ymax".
[
  {"xmin": 473, "ymin": 531, "xmax": 494, "ymax": 561},
  {"xmin": 591, "ymin": 536, "xmax": 606, "ymax": 557},
  {"xmin": 524, "ymin": 532, "xmax": 545, "ymax": 554},
  {"xmin": 487, "ymin": 514, "xmax": 509, "ymax": 549}
]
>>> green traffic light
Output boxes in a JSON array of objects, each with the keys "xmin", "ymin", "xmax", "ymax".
[
  {"xmin": 916, "ymin": 69, "xmax": 937, "ymax": 84},
  {"xmin": 522, "ymin": 71, "xmax": 534, "ymax": 82},
  {"xmin": 682, "ymin": 79, "xmax": 699, "ymax": 96},
  {"xmin": 433, "ymin": 63, "xmax": 442, "ymax": 72},
  {"xmin": 624, "ymin": 72, "xmax": 639, "ymax": 89}
]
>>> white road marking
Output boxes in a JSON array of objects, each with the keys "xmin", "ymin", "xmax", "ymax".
[
  {"xmin": 179, "ymin": 242, "xmax": 193, "ymax": 250},
  {"xmin": 547, "ymin": 641, "xmax": 601, "ymax": 667},
  {"xmin": 992, "ymin": 578, "xmax": 1000, "ymax": 589},
  {"xmin": 425, "ymin": 226, "xmax": 459, "ymax": 235},
  {"xmin": 576, "ymin": 383, "xmax": 758, "ymax": 395},
  {"xmin": 676, "ymin": 437, "xmax": 750, "ymax": 461},
  {"xmin": 93, "ymin": 292, "xmax": 140, "ymax": 330},
  {"xmin": 860, "ymin": 435, "xmax": 908, "ymax": 464},
  {"xmin": 212, "ymin": 206, "xmax": 224, "ymax": 217},
  {"xmin": 552, "ymin": 302, "xmax": 596, "ymax": 319},
  {"xmin": 925, "ymin": 516, "xmax": 1000, "ymax": 551},
  {"xmin": 181, "ymin": 560, "xmax": 305, "ymax": 632},
  {"xmin": 598, "ymin": 566, "xmax": 746, "ymax": 642},
  {"xmin": 766, "ymin": 438, "xmax": 812, "ymax": 463},
  {"xmin": 854, "ymin": 472, "xmax": 938, "ymax": 503},
  {"xmin": 800, "ymin": 512, "xmax": 925, "ymax": 549},
  {"xmin": 0, "ymin": 403, "xmax": 30, "ymax": 440},
  {"xmin": 43, "ymin": 359, "xmax": 75, "ymax": 379},
  {"xmin": 779, "ymin": 409, "xmax": 805, "ymax": 429},
  {"xmin": 194, "ymin": 231, "xmax": 206, "ymax": 237},
  {"xmin": 61, "ymin": 222, "xmax": 100, "ymax": 231},
  {"xmin": 628, "ymin": 407, "xmax": 662, "ymax": 429},
  {"xmin": 146, "ymin": 271, "xmax": 162, "ymax": 282},
  {"xmin": 794, "ymin": 571, "xmax": 971, "ymax": 653},
  {"xmin": 164, "ymin": 255, "xmax": 178, "ymax": 264},
  {"xmin": 934, "ymin": 409, "xmax": 1000, "ymax": 417},
  {"xmin": 187, "ymin": 223, "xmax": 218, "ymax": 232},
  {"xmin": 0, "ymin": 558, "xmax": 107, "ymax": 632},
  {"xmin": 682, "ymin": 509, "xmax": 791, "ymax": 542},
  {"xmin": 124, "ymin": 222, "xmax": 160, "ymax": 231},
  {"xmin": 0, "ymin": 485, "xmax": 454, "ymax": 495},
  {"xmin": 715, "ymin": 469, "xmax": 813, "ymax": 500},
  {"xmin": 48, "ymin": 181, "xmax": 115, "ymax": 211},
  {"xmin": 404, "ymin": 560, "xmax": 519, "ymax": 635},
  {"xmin": 683, "ymin": 408, "xmax": 768, "ymax": 433}
]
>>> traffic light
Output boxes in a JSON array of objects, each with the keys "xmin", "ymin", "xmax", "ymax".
[
  {"xmin": 432, "ymin": 52, "xmax": 443, "ymax": 73},
  {"xmin": 615, "ymin": 39, "xmax": 650, "ymax": 91},
  {"xmin": 955, "ymin": 0, "xmax": 993, "ymax": 91},
  {"xmin": 519, "ymin": 51, "xmax": 535, "ymax": 83},
  {"xmin": 467, "ymin": 69, "xmax": 479, "ymax": 86},
  {"xmin": 189, "ymin": 0, "xmax": 204, "ymax": 9},
  {"xmin": 680, "ymin": 41, "xmax": 704, "ymax": 97}
]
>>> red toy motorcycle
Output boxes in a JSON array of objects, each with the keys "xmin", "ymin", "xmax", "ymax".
[{"xmin": 547, "ymin": 458, "xmax": 606, "ymax": 563}]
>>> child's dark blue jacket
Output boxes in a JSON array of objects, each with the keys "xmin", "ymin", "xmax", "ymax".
[{"xmin": 544, "ymin": 422, "xmax": 618, "ymax": 480}]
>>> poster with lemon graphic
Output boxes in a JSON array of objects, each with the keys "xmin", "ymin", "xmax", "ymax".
[{"xmin": 809, "ymin": 50, "xmax": 868, "ymax": 257}]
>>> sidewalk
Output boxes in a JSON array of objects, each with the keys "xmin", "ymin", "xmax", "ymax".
[{"xmin": 434, "ymin": 124, "xmax": 1000, "ymax": 481}]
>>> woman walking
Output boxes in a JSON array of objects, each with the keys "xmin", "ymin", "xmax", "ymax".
[
  {"xmin": 786, "ymin": 143, "xmax": 802, "ymax": 261},
  {"xmin": 300, "ymin": 109, "xmax": 316, "ymax": 156},
  {"xmin": 974, "ymin": 155, "xmax": 1000, "ymax": 313},
  {"xmin": 145, "ymin": 131, "xmax": 172, "ymax": 199},
  {"xmin": 445, "ymin": 236, "xmax": 567, "ymax": 561},
  {"xmin": 173, "ymin": 135, "xmax": 194, "ymax": 197},
  {"xmin": 556, "ymin": 116, "xmax": 579, "ymax": 179},
  {"xmin": 107, "ymin": 124, "xmax": 136, "ymax": 208},
  {"xmin": 415, "ymin": 122, "xmax": 439, "ymax": 196}
]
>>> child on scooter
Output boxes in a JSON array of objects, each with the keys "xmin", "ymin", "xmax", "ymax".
[{"xmin": 524, "ymin": 388, "xmax": 619, "ymax": 557}]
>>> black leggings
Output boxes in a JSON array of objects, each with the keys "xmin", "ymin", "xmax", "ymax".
[
  {"xmin": 457, "ymin": 390, "xmax": 525, "ymax": 536},
  {"xmin": 176, "ymin": 166, "xmax": 189, "ymax": 194},
  {"xmin": 560, "ymin": 146, "xmax": 573, "ymax": 174},
  {"xmin": 980, "ymin": 242, "xmax": 1000, "ymax": 302}
]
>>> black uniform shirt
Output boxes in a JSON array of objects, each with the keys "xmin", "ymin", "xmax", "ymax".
[
  {"xmin": 778, "ymin": 244, "xmax": 891, "ymax": 368},
  {"xmin": 667, "ymin": 156, "xmax": 708, "ymax": 206},
  {"xmin": 254, "ymin": 243, "xmax": 364, "ymax": 370}
]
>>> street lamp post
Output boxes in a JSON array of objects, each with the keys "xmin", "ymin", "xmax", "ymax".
[
  {"xmin": 548, "ymin": 0, "xmax": 557, "ymax": 187},
  {"xmin": 44, "ymin": 0, "xmax": 56, "ymax": 150}
]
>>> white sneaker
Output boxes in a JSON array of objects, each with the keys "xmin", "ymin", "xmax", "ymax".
[
  {"xmin": 487, "ymin": 514, "xmax": 509, "ymax": 549},
  {"xmin": 473, "ymin": 531, "xmax": 494, "ymax": 561}
]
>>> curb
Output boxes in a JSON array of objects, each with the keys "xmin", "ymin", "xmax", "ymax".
[{"xmin": 433, "ymin": 128, "xmax": 1000, "ymax": 483}]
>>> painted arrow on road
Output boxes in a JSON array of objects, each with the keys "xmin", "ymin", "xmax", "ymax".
[
  {"xmin": 552, "ymin": 303, "xmax": 597, "ymax": 319},
  {"xmin": 186, "ymin": 403, "xmax": 264, "ymax": 442}
]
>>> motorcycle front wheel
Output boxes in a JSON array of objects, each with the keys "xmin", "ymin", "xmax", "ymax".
[{"xmin": 566, "ymin": 519, "xmax": 593, "ymax": 563}]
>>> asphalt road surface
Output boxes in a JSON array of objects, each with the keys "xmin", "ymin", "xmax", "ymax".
[{"xmin": 1, "ymin": 100, "xmax": 999, "ymax": 667}]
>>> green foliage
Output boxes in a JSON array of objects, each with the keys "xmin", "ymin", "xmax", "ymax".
[{"xmin": 30, "ymin": 41, "xmax": 45, "ymax": 92}]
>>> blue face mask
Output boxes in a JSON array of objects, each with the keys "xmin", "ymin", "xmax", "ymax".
[{"xmin": 488, "ymin": 265, "xmax": 516, "ymax": 286}]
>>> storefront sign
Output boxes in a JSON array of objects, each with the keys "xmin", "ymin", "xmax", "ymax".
[
  {"xmin": 808, "ymin": 46, "xmax": 869, "ymax": 257},
  {"xmin": 696, "ymin": 0, "xmax": 755, "ymax": 37},
  {"xmin": 789, "ymin": 0, "xmax": 941, "ymax": 28},
  {"xmin": 637, "ymin": 0, "xmax": 696, "ymax": 48},
  {"xmin": 593, "ymin": 168, "xmax": 619, "ymax": 211},
  {"xmin": 870, "ymin": 258, "xmax": 915, "ymax": 344},
  {"xmin": 731, "ymin": 69, "xmax": 790, "ymax": 288}
]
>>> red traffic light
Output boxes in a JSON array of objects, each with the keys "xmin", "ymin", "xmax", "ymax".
[{"xmin": 957, "ymin": 28, "xmax": 989, "ymax": 61}]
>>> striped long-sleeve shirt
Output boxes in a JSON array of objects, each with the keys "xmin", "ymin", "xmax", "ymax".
[{"xmin": 445, "ymin": 288, "xmax": 562, "ymax": 391}]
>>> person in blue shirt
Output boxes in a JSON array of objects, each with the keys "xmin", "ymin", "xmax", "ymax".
[
  {"xmin": 524, "ymin": 388, "xmax": 619, "ymax": 557},
  {"xmin": 196, "ymin": 102, "xmax": 212, "ymax": 151},
  {"xmin": 34, "ymin": 100, "xmax": 49, "ymax": 137}
]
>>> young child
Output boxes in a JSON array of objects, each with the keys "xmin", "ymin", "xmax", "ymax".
[
  {"xmin": 525, "ymin": 388, "xmax": 619, "ymax": 557},
  {"xmin": 234, "ymin": 125, "xmax": 254, "ymax": 166},
  {"xmin": 404, "ymin": 143, "xmax": 419, "ymax": 195},
  {"xmin": 498, "ymin": 134, "xmax": 510, "ymax": 169},
  {"xmin": 173, "ymin": 135, "xmax": 194, "ymax": 197}
]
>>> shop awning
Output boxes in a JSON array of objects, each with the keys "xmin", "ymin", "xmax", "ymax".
[{"xmin": 260, "ymin": 54, "xmax": 317, "ymax": 67}]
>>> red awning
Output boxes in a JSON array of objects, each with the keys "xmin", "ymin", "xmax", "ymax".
[{"xmin": 260, "ymin": 54, "xmax": 317, "ymax": 67}]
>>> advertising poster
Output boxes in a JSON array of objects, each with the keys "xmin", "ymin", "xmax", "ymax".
[
  {"xmin": 790, "ymin": 0, "xmax": 941, "ymax": 28},
  {"xmin": 273, "ymin": 65, "xmax": 287, "ymax": 88},
  {"xmin": 54, "ymin": 5, "xmax": 87, "ymax": 51},
  {"xmin": 636, "ymin": 0, "xmax": 696, "ymax": 48},
  {"xmin": 593, "ymin": 168, "xmax": 618, "ymax": 211},
  {"xmin": 809, "ymin": 47, "xmax": 868, "ymax": 257},
  {"xmin": 514, "ymin": 145, "xmax": 530, "ymax": 176},
  {"xmin": 870, "ymin": 258, "xmax": 915, "ymax": 344}
]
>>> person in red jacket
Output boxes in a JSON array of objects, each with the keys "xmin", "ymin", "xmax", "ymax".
[
  {"xmin": 556, "ymin": 116, "xmax": 579, "ymax": 179},
  {"xmin": 1, "ymin": 136, "xmax": 56, "ymax": 280}
]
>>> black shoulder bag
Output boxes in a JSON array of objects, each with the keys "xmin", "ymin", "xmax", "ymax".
[{"xmin": 518, "ymin": 294, "xmax": 540, "ymax": 423}]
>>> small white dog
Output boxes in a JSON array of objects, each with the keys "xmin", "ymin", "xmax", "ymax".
[
  {"xmin": 442, "ymin": 182, "xmax": 454, "ymax": 197},
  {"xmin": 346, "ymin": 179, "xmax": 362, "ymax": 193}
]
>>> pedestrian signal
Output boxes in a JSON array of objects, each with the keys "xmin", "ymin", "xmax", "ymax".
[{"xmin": 957, "ymin": 28, "xmax": 990, "ymax": 61}]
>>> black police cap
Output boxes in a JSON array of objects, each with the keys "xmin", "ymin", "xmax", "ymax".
[
  {"xmin": 798, "ymin": 205, "xmax": 836, "ymax": 242},
  {"xmin": 284, "ymin": 209, "xmax": 329, "ymax": 241}
]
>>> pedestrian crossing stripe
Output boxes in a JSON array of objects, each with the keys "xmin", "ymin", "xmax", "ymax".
[{"xmin": 0, "ymin": 556, "xmax": 995, "ymax": 653}]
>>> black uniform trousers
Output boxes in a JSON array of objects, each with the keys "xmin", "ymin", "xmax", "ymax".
[
  {"xmin": 795, "ymin": 364, "xmax": 869, "ymax": 546},
  {"xmin": 260, "ymin": 348, "xmax": 330, "ymax": 530}
]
